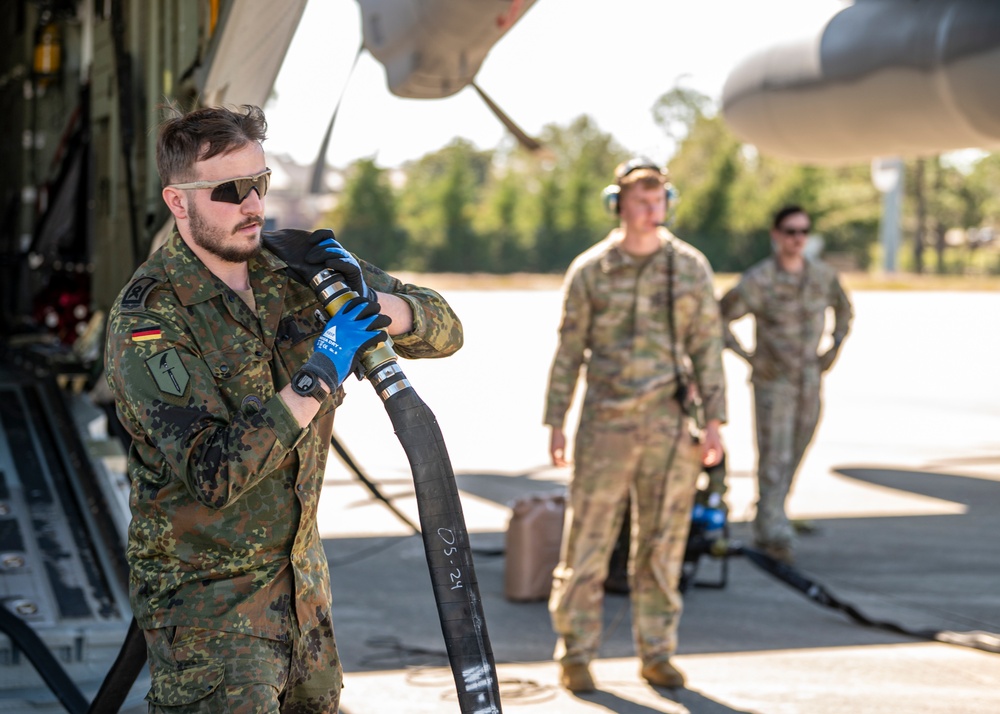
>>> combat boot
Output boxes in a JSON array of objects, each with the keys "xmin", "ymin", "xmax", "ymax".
[
  {"xmin": 559, "ymin": 662, "xmax": 595, "ymax": 693},
  {"xmin": 754, "ymin": 540, "xmax": 795, "ymax": 566},
  {"xmin": 640, "ymin": 659, "xmax": 686, "ymax": 688},
  {"xmin": 791, "ymin": 518, "xmax": 818, "ymax": 535},
  {"xmin": 764, "ymin": 544, "xmax": 795, "ymax": 565}
]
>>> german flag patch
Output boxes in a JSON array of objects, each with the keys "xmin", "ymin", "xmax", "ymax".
[{"xmin": 132, "ymin": 326, "xmax": 162, "ymax": 342}]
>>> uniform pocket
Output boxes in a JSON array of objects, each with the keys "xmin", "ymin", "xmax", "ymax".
[
  {"xmin": 146, "ymin": 660, "xmax": 225, "ymax": 706},
  {"xmin": 146, "ymin": 655, "xmax": 285, "ymax": 709},
  {"xmin": 277, "ymin": 305, "xmax": 328, "ymax": 348},
  {"xmin": 202, "ymin": 343, "xmax": 273, "ymax": 415},
  {"xmin": 203, "ymin": 343, "xmax": 268, "ymax": 381}
]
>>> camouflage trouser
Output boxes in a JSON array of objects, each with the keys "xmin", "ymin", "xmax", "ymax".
[
  {"xmin": 549, "ymin": 398, "xmax": 701, "ymax": 666},
  {"xmin": 752, "ymin": 380, "xmax": 822, "ymax": 549},
  {"xmin": 142, "ymin": 613, "xmax": 342, "ymax": 713}
]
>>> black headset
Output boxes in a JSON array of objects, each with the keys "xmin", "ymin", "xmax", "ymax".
[{"xmin": 602, "ymin": 157, "xmax": 677, "ymax": 215}]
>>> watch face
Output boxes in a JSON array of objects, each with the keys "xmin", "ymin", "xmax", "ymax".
[{"xmin": 293, "ymin": 370, "xmax": 317, "ymax": 394}]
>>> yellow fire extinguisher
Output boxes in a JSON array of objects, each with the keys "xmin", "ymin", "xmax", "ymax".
[{"xmin": 34, "ymin": 23, "xmax": 61, "ymax": 84}]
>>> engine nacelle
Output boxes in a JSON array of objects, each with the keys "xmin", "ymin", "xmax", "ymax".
[{"xmin": 721, "ymin": 0, "xmax": 1000, "ymax": 164}]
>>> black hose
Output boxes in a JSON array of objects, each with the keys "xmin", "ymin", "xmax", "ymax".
[
  {"xmin": 380, "ymin": 384, "xmax": 502, "ymax": 713},
  {"xmin": 729, "ymin": 544, "xmax": 1000, "ymax": 654},
  {"xmin": 312, "ymin": 267, "xmax": 502, "ymax": 712},
  {"xmin": 85, "ymin": 617, "xmax": 147, "ymax": 713}
]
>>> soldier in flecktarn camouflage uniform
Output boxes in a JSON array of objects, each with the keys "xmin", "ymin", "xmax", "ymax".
[
  {"xmin": 543, "ymin": 158, "xmax": 727, "ymax": 693},
  {"xmin": 719, "ymin": 205, "xmax": 852, "ymax": 566},
  {"xmin": 105, "ymin": 105, "xmax": 462, "ymax": 713}
]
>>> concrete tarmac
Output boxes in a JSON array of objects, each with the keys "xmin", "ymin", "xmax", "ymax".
[{"xmin": 322, "ymin": 288, "xmax": 1000, "ymax": 714}]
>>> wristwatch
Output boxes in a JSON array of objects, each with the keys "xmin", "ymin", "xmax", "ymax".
[{"xmin": 290, "ymin": 365, "xmax": 327, "ymax": 403}]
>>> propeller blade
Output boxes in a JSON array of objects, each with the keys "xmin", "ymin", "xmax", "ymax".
[
  {"xmin": 309, "ymin": 44, "xmax": 364, "ymax": 194},
  {"xmin": 472, "ymin": 81, "xmax": 542, "ymax": 153}
]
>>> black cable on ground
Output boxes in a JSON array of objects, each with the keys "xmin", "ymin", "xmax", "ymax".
[{"xmin": 735, "ymin": 544, "xmax": 1000, "ymax": 654}]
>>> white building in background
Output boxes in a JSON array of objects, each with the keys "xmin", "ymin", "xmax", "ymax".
[{"xmin": 263, "ymin": 154, "xmax": 345, "ymax": 232}]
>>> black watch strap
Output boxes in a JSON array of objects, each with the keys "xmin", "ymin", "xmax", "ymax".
[{"xmin": 291, "ymin": 365, "xmax": 327, "ymax": 403}]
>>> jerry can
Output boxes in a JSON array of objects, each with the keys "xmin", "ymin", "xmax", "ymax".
[{"xmin": 504, "ymin": 492, "xmax": 566, "ymax": 601}]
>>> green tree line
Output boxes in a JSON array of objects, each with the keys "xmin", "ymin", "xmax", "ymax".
[{"xmin": 321, "ymin": 90, "xmax": 1000, "ymax": 276}]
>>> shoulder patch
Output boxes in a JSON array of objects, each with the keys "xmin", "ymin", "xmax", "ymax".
[
  {"xmin": 145, "ymin": 348, "xmax": 190, "ymax": 397},
  {"xmin": 121, "ymin": 277, "xmax": 159, "ymax": 312}
]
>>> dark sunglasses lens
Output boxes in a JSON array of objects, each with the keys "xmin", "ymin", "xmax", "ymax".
[
  {"xmin": 210, "ymin": 180, "xmax": 241, "ymax": 204},
  {"xmin": 209, "ymin": 173, "xmax": 269, "ymax": 204}
]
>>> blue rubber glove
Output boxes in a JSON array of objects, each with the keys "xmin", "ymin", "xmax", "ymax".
[
  {"xmin": 315, "ymin": 237, "xmax": 376, "ymax": 302},
  {"xmin": 303, "ymin": 297, "xmax": 390, "ymax": 389}
]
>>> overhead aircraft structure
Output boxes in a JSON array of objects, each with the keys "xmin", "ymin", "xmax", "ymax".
[
  {"xmin": 360, "ymin": 0, "xmax": 540, "ymax": 149},
  {"xmin": 308, "ymin": 0, "xmax": 540, "ymax": 192},
  {"xmin": 358, "ymin": 0, "xmax": 537, "ymax": 99},
  {"xmin": 720, "ymin": 0, "xmax": 1000, "ymax": 165}
]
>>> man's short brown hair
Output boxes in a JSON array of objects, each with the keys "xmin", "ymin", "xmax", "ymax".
[
  {"xmin": 615, "ymin": 158, "xmax": 668, "ymax": 199},
  {"xmin": 156, "ymin": 104, "xmax": 268, "ymax": 186}
]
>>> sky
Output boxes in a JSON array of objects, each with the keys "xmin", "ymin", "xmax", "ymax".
[{"xmin": 264, "ymin": 0, "xmax": 848, "ymax": 169}]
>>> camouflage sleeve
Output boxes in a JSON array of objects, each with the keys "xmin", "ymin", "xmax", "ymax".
[
  {"xmin": 718, "ymin": 282, "xmax": 752, "ymax": 362},
  {"xmin": 358, "ymin": 258, "xmax": 464, "ymax": 360},
  {"xmin": 543, "ymin": 265, "xmax": 590, "ymax": 428},
  {"xmin": 683, "ymin": 256, "xmax": 728, "ymax": 425},
  {"xmin": 105, "ymin": 295, "xmax": 304, "ymax": 509},
  {"xmin": 829, "ymin": 274, "xmax": 853, "ymax": 347}
]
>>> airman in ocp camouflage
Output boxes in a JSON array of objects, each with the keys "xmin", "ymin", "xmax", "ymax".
[
  {"xmin": 105, "ymin": 104, "xmax": 462, "ymax": 713},
  {"xmin": 719, "ymin": 205, "xmax": 852, "ymax": 564},
  {"xmin": 543, "ymin": 158, "xmax": 726, "ymax": 693}
]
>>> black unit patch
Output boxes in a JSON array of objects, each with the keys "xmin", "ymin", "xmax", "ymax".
[{"xmin": 121, "ymin": 277, "xmax": 159, "ymax": 312}]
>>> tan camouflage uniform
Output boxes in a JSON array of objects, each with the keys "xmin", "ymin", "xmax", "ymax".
[
  {"xmin": 544, "ymin": 227, "xmax": 727, "ymax": 668},
  {"xmin": 719, "ymin": 255, "xmax": 852, "ymax": 551},
  {"xmin": 105, "ymin": 231, "xmax": 462, "ymax": 712}
]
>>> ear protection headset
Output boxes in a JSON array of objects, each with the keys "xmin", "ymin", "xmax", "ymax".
[{"xmin": 601, "ymin": 156, "xmax": 678, "ymax": 215}]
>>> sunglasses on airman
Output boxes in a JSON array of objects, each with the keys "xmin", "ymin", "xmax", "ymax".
[{"xmin": 168, "ymin": 168, "xmax": 271, "ymax": 204}]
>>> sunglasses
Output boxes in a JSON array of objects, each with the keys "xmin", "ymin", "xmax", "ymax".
[
  {"xmin": 169, "ymin": 168, "xmax": 271, "ymax": 204},
  {"xmin": 779, "ymin": 227, "xmax": 810, "ymax": 236}
]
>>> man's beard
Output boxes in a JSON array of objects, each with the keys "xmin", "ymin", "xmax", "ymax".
[{"xmin": 189, "ymin": 202, "xmax": 263, "ymax": 264}]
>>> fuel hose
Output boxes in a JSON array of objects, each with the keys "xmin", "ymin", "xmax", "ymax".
[{"xmin": 312, "ymin": 268, "xmax": 503, "ymax": 714}]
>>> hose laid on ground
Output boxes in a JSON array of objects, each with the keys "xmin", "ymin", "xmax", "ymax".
[
  {"xmin": 689, "ymin": 534, "xmax": 1000, "ymax": 655},
  {"xmin": 738, "ymin": 545, "xmax": 1000, "ymax": 654},
  {"xmin": 313, "ymin": 268, "xmax": 502, "ymax": 713}
]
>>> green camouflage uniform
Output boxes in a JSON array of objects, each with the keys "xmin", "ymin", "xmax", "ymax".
[
  {"xmin": 544, "ymin": 228, "xmax": 727, "ymax": 667},
  {"xmin": 105, "ymin": 231, "xmax": 462, "ymax": 712},
  {"xmin": 719, "ymin": 255, "xmax": 852, "ymax": 551}
]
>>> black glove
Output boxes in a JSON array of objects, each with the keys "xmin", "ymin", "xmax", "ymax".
[{"xmin": 262, "ymin": 229, "xmax": 333, "ymax": 286}]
